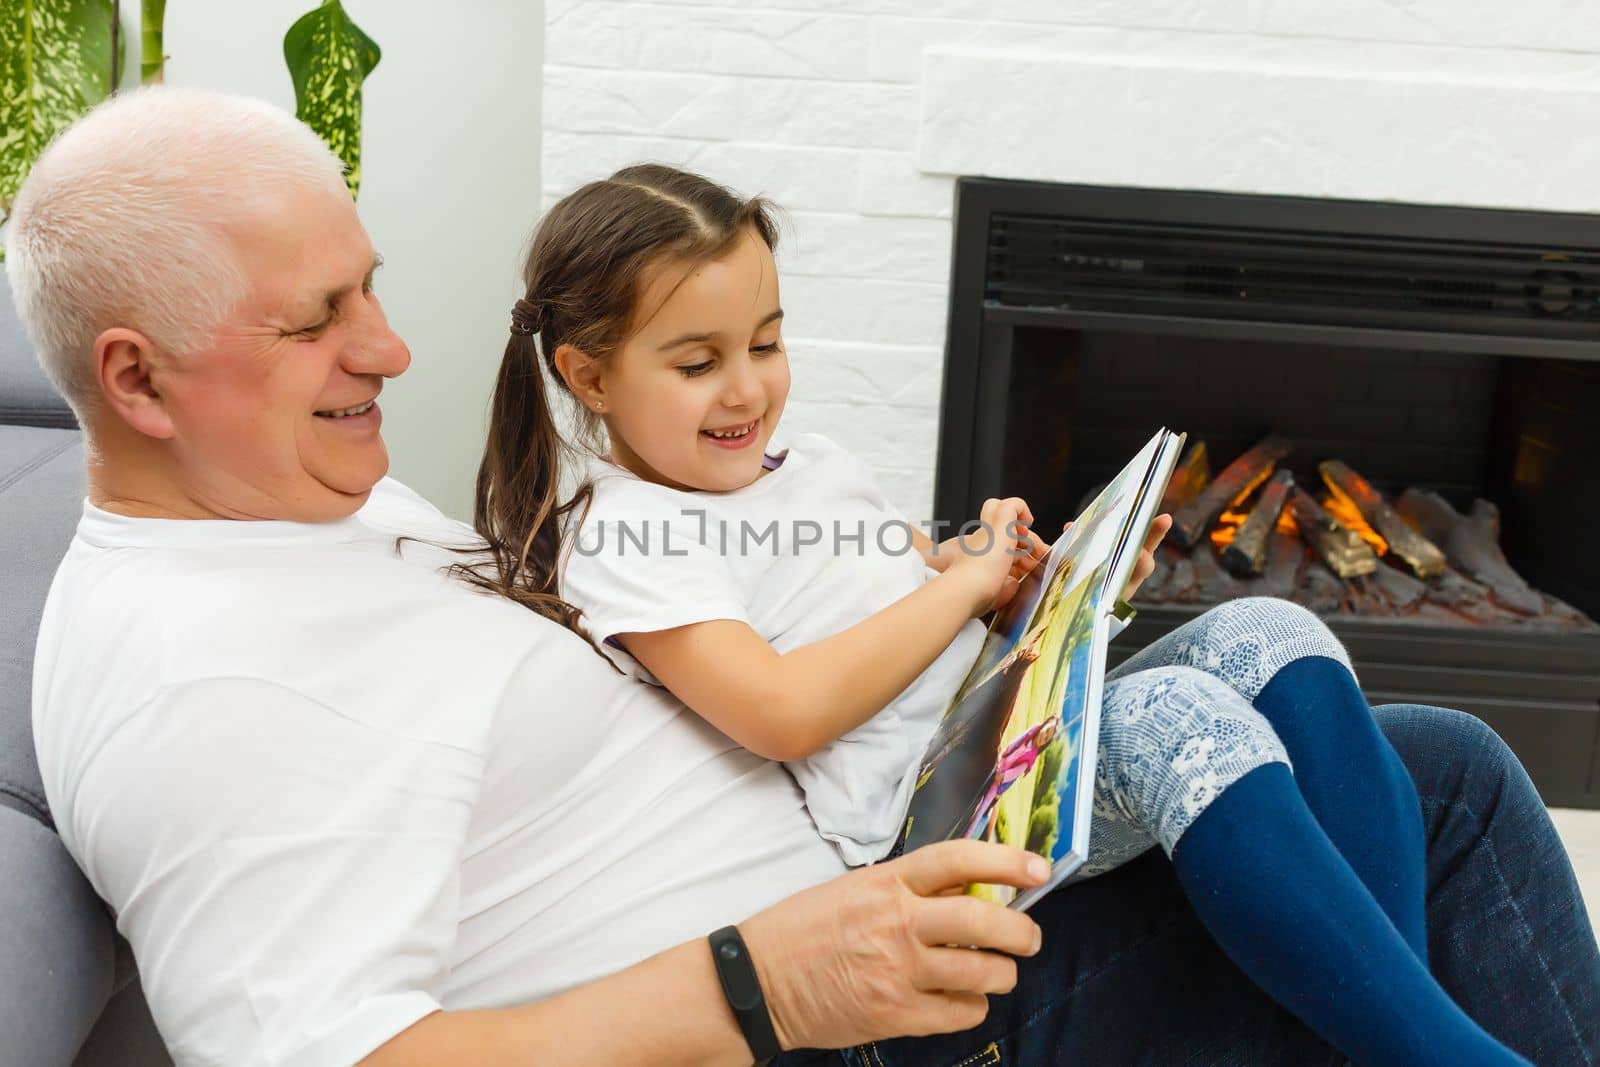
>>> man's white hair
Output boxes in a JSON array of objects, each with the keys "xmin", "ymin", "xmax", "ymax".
[{"xmin": 4, "ymin": 87, "xmax": 347, "ymax": 420}]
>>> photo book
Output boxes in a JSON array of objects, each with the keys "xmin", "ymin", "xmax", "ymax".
[{"xmin": 901, "ymin": 427, "xmax": 1187, "ymax": 910}]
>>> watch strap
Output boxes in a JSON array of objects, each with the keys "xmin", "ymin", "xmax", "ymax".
[{"xmin": 708, "ymin": 925, "xmax": 782, "ymax": 1061}]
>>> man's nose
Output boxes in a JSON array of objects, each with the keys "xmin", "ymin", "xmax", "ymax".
[{"xmin": 347, "ymin": 304, "xmax": 411, "ymax": 379}]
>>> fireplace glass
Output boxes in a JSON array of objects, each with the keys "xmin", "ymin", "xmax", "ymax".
[{"xmin": 935, "ymin": 179, "xmax": 1600, "ymax": 805}]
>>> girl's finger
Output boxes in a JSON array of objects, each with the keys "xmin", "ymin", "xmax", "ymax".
[{"xmin": 1144, "ymin": 514, "xmax": 1173, "ymax": 552}]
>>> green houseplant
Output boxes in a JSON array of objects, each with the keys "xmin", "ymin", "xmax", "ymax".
[{"xmin": 0, "ymin": 0, "xmax": 381, "ymax": 257}]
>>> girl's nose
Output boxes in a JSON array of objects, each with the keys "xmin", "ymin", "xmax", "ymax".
[{"xmin": 721, "ymin": 361, "xmax": 762, "ymax": 407}]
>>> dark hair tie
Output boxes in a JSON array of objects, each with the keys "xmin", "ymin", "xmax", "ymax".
[{"xmin": 510, "ymin": 297, "xmax": 540, "ymax": 336}]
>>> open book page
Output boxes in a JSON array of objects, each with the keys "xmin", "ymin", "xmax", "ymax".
[{"xmin": 900, "ymin": 428, "xmax": 1185, "ymax": 907}]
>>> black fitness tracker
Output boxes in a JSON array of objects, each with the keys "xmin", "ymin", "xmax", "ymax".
[{"xmin": 708, "ymin": 925, "xmax": 782, "ymax": 1061}]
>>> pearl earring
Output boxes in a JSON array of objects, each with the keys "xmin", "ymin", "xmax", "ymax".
[{"xmin": 594, "ymin": 401, "xmax": 604, "ymax": 411}]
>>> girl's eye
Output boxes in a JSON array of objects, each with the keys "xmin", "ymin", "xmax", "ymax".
[
  {"xmin": 752, "ymin": 341, "xmax": 783, "ymax": 356},
  {"xmin": 680, "ymin": 360, "xmax": 714, "ymax": 378}
]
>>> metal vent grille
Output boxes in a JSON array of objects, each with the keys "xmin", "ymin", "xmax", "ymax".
[{"xmin": 985, "ymin": 214, "xmax": 1600, "ymax": 338}]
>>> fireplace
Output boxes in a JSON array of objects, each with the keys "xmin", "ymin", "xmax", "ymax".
[{"xmin": 934, "ymin": 178, "xmax": 1600, "ymax": 807}]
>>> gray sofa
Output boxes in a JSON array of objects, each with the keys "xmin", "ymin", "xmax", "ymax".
[{"xmin": 1, "ymin": 276, "xmax": 171, "ymax": 1066}]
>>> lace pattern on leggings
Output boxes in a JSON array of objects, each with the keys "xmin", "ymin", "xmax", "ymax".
[
  {"xmin": 1068, "ymin": 598, "xmax": 1352, "ymax": 880},
  {"xmin": 1069, "ymin": 666, "xmax": 1290, "ymax": 880},
  {"xmin": 1109, "ymin": 596, "xmax": 1354, "ymax": 702}
]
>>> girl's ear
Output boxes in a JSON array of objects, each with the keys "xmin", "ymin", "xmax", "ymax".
[{"xmin": 554, "ymin": 343, "xmax": 607, "ymax": 411}]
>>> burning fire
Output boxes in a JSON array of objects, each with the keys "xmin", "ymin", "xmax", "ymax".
[
  {"xmin": 1208, "ymin": 505, "xmax": 1301, "ymax": 550},
  {"xmin": 1209, "ymin": 509, "xmax": 1249, "ymax": 549},
  {"xmin": 1322, "ymin": 493, "xmax": 1390, "ymax": 555},
  {"xmin": 1206, "ymin": 489, "xmax": 1384, "ymax": 557}
]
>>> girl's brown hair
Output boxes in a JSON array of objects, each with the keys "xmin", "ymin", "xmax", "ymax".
[{"xmin": 462, "ymin": 163, "xmax": 779, "ymax": 629}]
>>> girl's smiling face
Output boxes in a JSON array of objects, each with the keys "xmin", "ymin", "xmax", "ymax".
[{"xmin": 589, "ymin": 227, "xmax": 788, "ymax": 493}]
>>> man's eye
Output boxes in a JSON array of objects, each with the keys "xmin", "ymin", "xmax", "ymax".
[
  {"xmin": 296, "ymin": 319, "xmax": 332, "ymax": 337},
  {"xmin": 679, "ymin": 361, "xmax": 714, "ymax": 377}
]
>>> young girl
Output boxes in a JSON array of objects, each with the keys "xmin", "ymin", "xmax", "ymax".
[{"xmin": 470, "ymin": 164, "xmax": 1528, "ymax": 1067}]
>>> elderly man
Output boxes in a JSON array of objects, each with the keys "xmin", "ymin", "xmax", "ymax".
[{"xmin": 10, "ymin": 87, "xmax": 1597, "ymax": 1067}]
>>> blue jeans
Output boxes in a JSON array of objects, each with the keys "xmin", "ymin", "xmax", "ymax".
[{"xmin": 774, "ymin": 705, "xmax": 1599, "ymax": 1066}]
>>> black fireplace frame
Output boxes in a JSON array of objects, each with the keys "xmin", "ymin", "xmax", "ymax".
[{"xmin": 934, "ymin": 178, "xmax": 1600, "ymax": 807}]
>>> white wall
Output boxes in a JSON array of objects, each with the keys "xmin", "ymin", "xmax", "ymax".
[
  {"xmin": 157, "ymin": 0, "xmax": 543, "ymax": 520},
  {"xmin": 543, "ymin": 0, "xmax": 1600, "ymax": 520}
]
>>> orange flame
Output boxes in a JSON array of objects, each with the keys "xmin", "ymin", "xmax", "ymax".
[
  {"xmin": 1321, "ymin": 494, "xmax": 1389, "ymax": 555},
  {"xmin": 1209, "ymin": 501, "xmax": 1300, "ymax": 550},
  {"xmin": 1209, "ymin": 508, "xmax": 1249, "ymax": 549}
]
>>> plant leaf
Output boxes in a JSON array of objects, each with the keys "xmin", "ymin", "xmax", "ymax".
[
  {"xmin": 0, "ymin": 0, "xmax": 116, "ymax": 215},
  {"xmin": 140, "ymin": 0, "xmax": 165, "ymax": 84},
  {"xmin": 283, "ymin": 0, "xmax": 380, "ymax": 200}
]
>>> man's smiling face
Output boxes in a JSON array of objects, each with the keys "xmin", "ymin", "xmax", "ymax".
[{"xmin": 151, "ymin": 183, "xmax": 412, "ymax": 521}]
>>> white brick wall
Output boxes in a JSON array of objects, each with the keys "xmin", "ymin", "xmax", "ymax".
[{"xmin": 543, "ymin": 1, "xmax": 1600, "ymax": 519}]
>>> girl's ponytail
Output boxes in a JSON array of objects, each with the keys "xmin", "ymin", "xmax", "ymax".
[{"xmin": 458, "ymin": 322, "xmax": 593, "ymax": 632}]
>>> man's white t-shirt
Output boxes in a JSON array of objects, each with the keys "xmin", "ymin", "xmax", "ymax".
[
  {"xmin": 561, "ymin": 434, "xmax": 988, "ymax": 866},
  {"xmin": 31, "ymin": 478, "xmax": 846, "ymax": 1067}
]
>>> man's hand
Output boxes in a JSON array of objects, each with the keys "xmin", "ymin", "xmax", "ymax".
[{"xmin": 741, "ymin": 840, "xmax": 1048, "ymax": 1051}]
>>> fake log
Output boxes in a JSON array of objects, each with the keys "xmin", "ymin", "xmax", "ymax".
[
  {"xmin": 1234, "ymin": 530, "xmax": 1306, "ymax": 600},
  {"xmin": 1291, "ymin": 560, "xmax": 1345, "ymax": 615},
  {"xmin": 1319, "ymin": 461, "xmax": 1446, "ymax": 579},
  {"xmin": 1288, "ymin": 490, "xmax": 1377, "ymax": 579},
  {"xmin": 1188, "ymin": 540, "xmax": 1244, "ymax": 603},
  {"xmin": 1143, "ymin": 547, "xmax": 1172, "ymax": 600},
  {"xmin": 1354, "ymin": 561, "xmax": 1427, "ymax": 613},
  {"xmin": 1173, "ymin": 435, "xmax": 1291, "ymax": 549},
  {"xmin": 1423, "ymin": 567, "xmax": 1500, "ymax": 625},
  {"xmin": 1133, "ymin": 544, "xmax": 1185, "ymax": 603},
  {"xmin": 1221, "ymin": 469, "xmax": 1295, "ymax": 577},
  {"xmin": 1165, "ymin": 552, "xmax": 1200, "ymax": 603},
  {"xmin": 1396, "ymin": 490, "xmax": 1541, "ymax": 615}
]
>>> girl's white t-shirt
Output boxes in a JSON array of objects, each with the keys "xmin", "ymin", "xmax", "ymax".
[{"xmin": 562, "ymin": 433, "xmax": 988, "ymax": 865}]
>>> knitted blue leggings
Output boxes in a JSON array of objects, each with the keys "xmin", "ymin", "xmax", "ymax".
[
  {"xmin": 1072, "ymin": 595, "xmax": 1367, "ymax": 876},
  {"xmin": 1065, "ymin": 597, "xmax": 1523, "ymax": 1065}
]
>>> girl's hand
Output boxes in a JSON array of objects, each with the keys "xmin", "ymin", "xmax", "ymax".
[
  {"xmin": 1120, "ymin": 513, "xmax": 1172, "ymax": 601},
  {"xmin": 924, "ymin": 536, "xmax": 962, "ymax": 574},
  {"xmin": 1056, "ymin": 513, "xmax": 1171, "ymax": 602},
  {"xmin": 946, "ymin": 497, "xmax": 1035, "ymax": 616}
]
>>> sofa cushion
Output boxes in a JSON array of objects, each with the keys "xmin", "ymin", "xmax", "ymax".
[
  {"xmin": 1, "ymin": 276, "xmax": 169, "ymax": 1066},
  {"xmin": 1, "ymin": 425, "xmax": 84, "ymax": 825},
  {"xmin": 0, "ymin": 805, "xmax": 118, "ymax": 1062},
  {"xmin": 0, "ymin": 273, "xmax": 77, "ymax": 430}
]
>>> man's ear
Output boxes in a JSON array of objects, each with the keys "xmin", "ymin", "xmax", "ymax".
[
  {"xmin": 553, "ymin": 342, "xmax": 607, "ymax": 411},
  {"xmin": 95, "ymin": 328, "xmax": 176, "ymax": 440}
]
